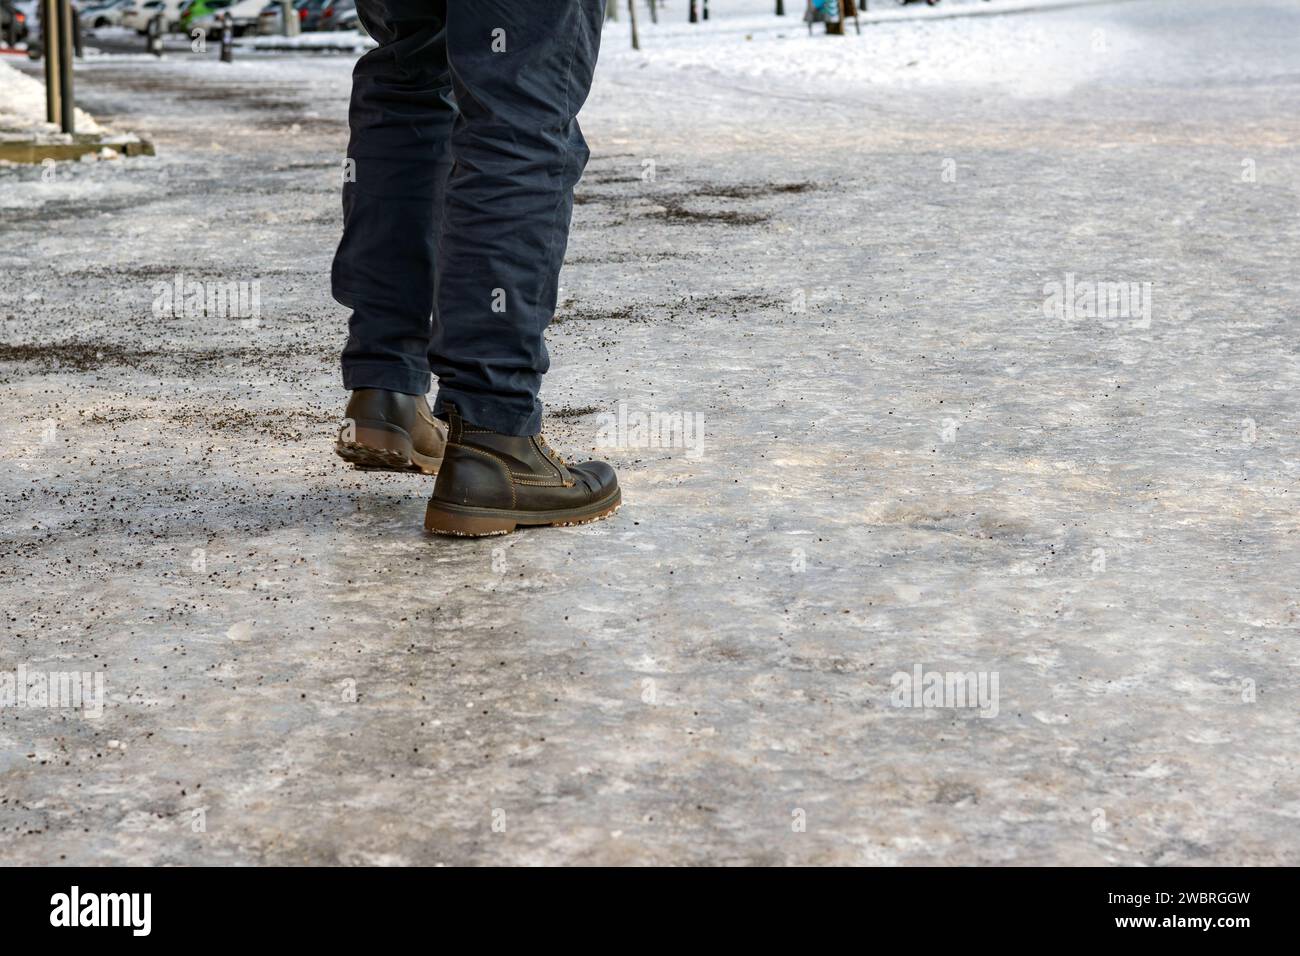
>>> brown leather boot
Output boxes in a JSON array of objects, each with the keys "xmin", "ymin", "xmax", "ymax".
[
  {"xmin": 335, "ymin": 389, "xmax": 447, "ymax": 475},
  {"xmin": 424, "ymin": 405, "xmax": 621, "ymax": 536}
]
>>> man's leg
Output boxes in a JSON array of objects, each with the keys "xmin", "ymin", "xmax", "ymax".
[
  {"xmin": 431, "ymin": 0, "xmax": 606, "ymax": 436},
  {"xmin": 423, "ymin": 1, "xmax": 620, "ymax": 537},
  {"xmin": 331, "ymin": 0, "xmax": 453, "ymax": 475}
]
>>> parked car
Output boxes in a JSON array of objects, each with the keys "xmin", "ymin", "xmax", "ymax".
[
  {"xmin": 1, "ymin": 0, "xmax": 31, "ymax": 43},
  {"xmin": 178, "ymin": 0, "xmax": 233, "ymax": 34},
  {"xmin": 297, "ymin": 0, "xmax": 325, "ymax": 30},
  {"xmin": 255, "ymin": 0, "xmax": 307, "ymax": 35},
  {"xmin": 81, "ymin": 0, "xmax": 132, "ymax": 28},
  {"xmin": 122, "ymin": 0, "xmax": 186, "ymax": 33},
  {"xmin": 311, "ymin": 0, "xmax": 352, "ymax": 32},
  {"xmin": 334, "ymin": 2, "xmax": 362, "ymax": 32},
  {"xmin": 189, "ymin": 0, "xmax": 260, "ymax": 35},
  {"xmin": 6, "ymin": 0, "xmax": 38, "ymax": 45}
]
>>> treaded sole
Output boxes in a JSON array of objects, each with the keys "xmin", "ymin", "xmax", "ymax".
[
  {"xmin": 424, "ymin": 491, "xmax": 622, "ymax": 537},
  {"xmin": 335, "ymin": 420, "xmax": 441, "ymax": 476},
  {"xmin": 335, "ymin": 441, "xmax": 442, "ymax": 475}
]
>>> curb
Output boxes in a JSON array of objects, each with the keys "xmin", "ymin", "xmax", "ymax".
[{"xmin": 0, "ymin": 135, "xmax": 155, "ymax": 163}]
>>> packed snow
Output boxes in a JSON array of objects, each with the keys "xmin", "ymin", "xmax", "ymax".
[
  {"xmin": 237, "ymin": 29, "xmax": 376, "ymax": 51},
  {"xmin": 598, "ymin": 0, "xmax": 1145, "ymax": 94},
  {"xmin": 0, "ymin": 58, "xmax": 106, "ymax": 137}
]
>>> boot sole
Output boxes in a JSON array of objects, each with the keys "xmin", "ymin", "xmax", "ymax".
[
  {"xmin": 335, "ymin": 421, "xmax": 442, "ymax": 476},
  {"xmin": 424, "ymin": 488, "xmax": 622, "ymax": 537}
]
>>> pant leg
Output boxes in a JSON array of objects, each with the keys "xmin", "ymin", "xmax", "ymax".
[
  {"xmin": 332, "ymin": 0, "xmax": 454, "ymax": 396},
  {"xmin": 432, "ymin": 0, "xmax": 605, "ymax": 436}
]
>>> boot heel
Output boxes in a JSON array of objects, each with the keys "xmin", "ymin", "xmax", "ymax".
[
  {"xmin": 336, "ymin": 420, "xmax": 417, "ymax": 472},
  {"xmin": 424, "ymin": 503, "xmax": 518, "ymax": 537}
]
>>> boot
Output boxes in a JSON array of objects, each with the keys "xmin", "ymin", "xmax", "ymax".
[
  {"xmin": 424, "ymin": 405, "xmax": 621, "ymax": 536},
  {"xmin": 335, "ymin": 389, "xmax": 447, "ymax": 475}
]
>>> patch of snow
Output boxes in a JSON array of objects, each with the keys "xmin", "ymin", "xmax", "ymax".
[
  {"xmin": 597, "ymin": 0, "xmax": 1141, "ymax": 95},
  {"xmin": 237, "ymin": 29, "xmax": 375, "ymax": 51},
  {"xmin": 0, "ymin": 58, "xmax": 107, "ymax": 137}
]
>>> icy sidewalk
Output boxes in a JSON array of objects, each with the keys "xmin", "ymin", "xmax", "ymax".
[{"xmin": 1, "ymin": 0, "xmax": 1296, "ymax": 866}]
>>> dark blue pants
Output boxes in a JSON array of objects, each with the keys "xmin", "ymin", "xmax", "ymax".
[{"xmin": 332, "ymin": 0, "xmax": 604, "ymax": 436}]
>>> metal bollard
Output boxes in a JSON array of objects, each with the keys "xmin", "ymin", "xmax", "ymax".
[
  {"xmin": 146, "ymin": 11, "xmax": 162, "ymax": 55},
  {"xmin": 280, "ymin": 0, "xmax": 299, "ymax": 37},
  {"xmin": 42, "ymin": 0, "xmax": 60, "ymax": 124},
  {"xmin": 57, "ymin": 0, "xmax": 73, "ymax": 132},
  {"xmin": 219, "ymin": 12, "xmax": 232, "ymax": 62}
]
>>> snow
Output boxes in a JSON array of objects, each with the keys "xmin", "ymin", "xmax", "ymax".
[
  {"xmin": 237, "ymin": 29, "xmax": 376, "ymax": 51},
  {"xmin": 0, "ymin": 58, "xmax": 107, "ymax": 137},
  {"xmin": 598, "ymin": 0, "xmax": 1142, "ymax": 94}
]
